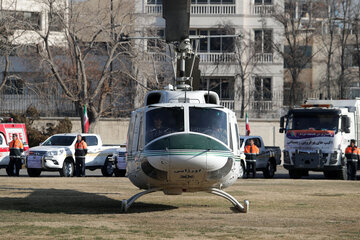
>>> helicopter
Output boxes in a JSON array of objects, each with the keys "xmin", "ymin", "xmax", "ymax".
[{"xmin": 121, "ymin": 0, "xmax": 249, "ymax": 213}]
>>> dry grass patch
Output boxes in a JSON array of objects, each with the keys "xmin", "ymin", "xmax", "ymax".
[{"xmin": 0, "ymin": 177, "xmax": 359, "ymax": 239}]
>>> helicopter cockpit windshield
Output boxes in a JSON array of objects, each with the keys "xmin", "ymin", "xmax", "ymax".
[
  {"xmin": 145, "ymin": 107, "xmax": 184, "ymax": 144},
  {"xmin": 189, "ymin": 107, "xmax": 228, "ymax": 145}
]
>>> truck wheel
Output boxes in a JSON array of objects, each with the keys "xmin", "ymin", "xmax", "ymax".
[
  {"xmin": 60, "ymin": 160, "xmax": 74, "ymax": 177},
  {"xmin": 237, "ymin": 161, "xmax": 245, "ymax": 179},
  {"xmin": 263, "ymin": 160, "xmax": 276, "ymax": 178},
  {"xmin": 114, "ymin": 168, "xmax": 126, "ymax": 177},
  {"xmin": 101, "ymin": 158, "xmax": 114, "ymax": 177},
  {"xmin": 337, "ymin": 165, "xmax": 347, "ymax": 180},
  {"xmin": 27, "ymin": 168, "xmax": 41, "ymax": 177},
  {"xmin": 289, "ymin": 169, "xmax": 302, "ymax": 179}
]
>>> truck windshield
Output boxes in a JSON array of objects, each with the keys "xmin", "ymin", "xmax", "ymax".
[
  {"xmin": 287, "ymin": 113, "xmax": 339, "ymax": 132},
  {"xmin": 189, "ymin": 107, "xmax": 228, "ymax": 144},
  {"xmin": 145, "ymin": 107, "xmax": 184, "ymax": 144},
  {"xmin": 42, "ymin": 136, "xmax": 76, "ymax": 146}
]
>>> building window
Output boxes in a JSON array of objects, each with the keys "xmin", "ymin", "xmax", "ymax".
[
  {"xmin": 2, "ymin": 77, "xmax": 24, "ymax": 95},
  {"xmin": 254, "ymin": 29, "xmax": 272, "ymax": 53},
  {"xmin": 350, "ymin": 83, "xmax": 360, "ymax": 98},
  {"xmin": 147, "ymin": 29, "xmax": 165, "ymax": 52},
  {"xmin": 0, "ymin": 10, "xmax": 41, "ymax": 30},
  {"xmin": 48, "ymin": 13, "xmax": 64, "ymax": 32},
  {"xmin": 147, "ymin": 0, "xmax": 162, "ymax": 4},
  {"xmin": 191, "ymin": 0, "xmax": 235, "ymax": 4},
  {"xmin": 201, "ymin": 78, "xmax": 234, "ymax": 100},
  {"xmin": 254, "ymin": 77, "xmax": 272, "ymax": 101},
  {"xmin": 190, "ymin": 29, "xmax": 234, "ymax": 53},
  {"xmin": 350, "ymin": 46, "xmax": 360, "ymax": 67},
  {"xmin": 284, "ymin": 45, "xmax": 312, "ymax": 69},
  {"xmin": 254, "ymin": 0, "xmax": 272, "ymax": 5}
]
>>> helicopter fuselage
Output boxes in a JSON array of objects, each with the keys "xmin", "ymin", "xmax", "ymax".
[{"xmin": 126, "ymin": 93, "xmax": 244, "ymax": 195}]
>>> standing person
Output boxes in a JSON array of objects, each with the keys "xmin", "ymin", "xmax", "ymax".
[
  {"xmin": 345, "ymin": 139, "xmax": 359, "ymax": 180},
  {"xmin": 244, "ymin": 139, "xmax": 259, "ymax": 178},
  {"xmin": 7, "ymin": 133, "xmax": 24, "ymax": 176},
  {"xmin": 75, "ymin": 134, "xmax": 87, "ymax": 177}
]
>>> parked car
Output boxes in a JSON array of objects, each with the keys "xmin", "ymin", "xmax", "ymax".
[
  {"xmin": 25, "ymin": 133, "xmax": 119, "ymax": 177},
  {"xmin": 240, "ymin": 135, "xmax": 281, "ymax": 178}
]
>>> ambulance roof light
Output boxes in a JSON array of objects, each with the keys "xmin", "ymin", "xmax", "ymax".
[{"xmin": 301, "ymin": 104, "xmax": 333, "ymax": 108}]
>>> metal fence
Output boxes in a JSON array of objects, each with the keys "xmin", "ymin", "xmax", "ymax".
[{"xmin": 0, "ymin": 94, "xmax": 77, "ymax": 117}]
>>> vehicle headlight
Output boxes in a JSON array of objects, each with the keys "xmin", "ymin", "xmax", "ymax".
[{"xmin": 45, "ymin": 150, "xmax": 62, "ymax": 157}]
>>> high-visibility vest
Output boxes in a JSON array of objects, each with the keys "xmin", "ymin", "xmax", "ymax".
[
  {"xmin": 345, "ymin": 145, "xmax": 360, "ymax": 161},
  {"xmin": 9, "ymin": 139, "xmax": 24, "ymax": 157},
  {"xmin": 244, "ymin": 144, "xmax": 259, "ymax": 154},
  {"xmin": 9, "ymin": 139, "xmax": 23, "ymax": 150},
  {"xmin": 75, "ymin": 141, "xmax": 87, "ymax": 150},
  {"xmin": 75, "ymin": 140, "xmax": 87, "ymax": 157},
  {"xmin": 345, "ymin": 146, "xmax": 360, "ymax": 154}
]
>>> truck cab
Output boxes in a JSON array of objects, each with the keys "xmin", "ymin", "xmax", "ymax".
[{"xmin": 280, "ymin": 100, "xmax": 357, "ymax": 179}]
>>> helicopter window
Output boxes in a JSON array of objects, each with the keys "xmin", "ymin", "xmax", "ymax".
[
  {"xmin": 189, "ymin": 107, "xmax": 228, "ymax": 145},
  {"xmin": 145, "ymin": 107, "xmax": 184, "ymax": 144}
]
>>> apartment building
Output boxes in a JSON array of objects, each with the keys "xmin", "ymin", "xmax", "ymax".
[
  {"xmin": 134, "ymin": 0, "xmax": 284, "ymax": 118},
  {"xmin": 0, "ymin": 0, "xmax": 70, "ymax": 116},
  {"xmin": 283, "ymin": 0, "xmax": 360, "ymax": 105}
]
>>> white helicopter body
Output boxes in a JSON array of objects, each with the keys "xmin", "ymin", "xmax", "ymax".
[{"xmin": 122, "ymin": 89, "xmax": 248, "ymax": 212}]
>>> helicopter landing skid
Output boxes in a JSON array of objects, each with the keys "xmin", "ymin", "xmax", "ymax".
[
  {"xmin": 120, "ymin": 188, "xmax": 159, "ymax": 212},
  {"xmin": 121, "ymin": 188, "xmax": 249, "ymax": 213},
  {"xmin": 208, "ymin": 188, "xmax": 249, "ymax": 213}
]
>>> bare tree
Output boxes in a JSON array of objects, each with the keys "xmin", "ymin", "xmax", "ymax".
[
  {"xmin": 234, "ymin": 31, "xmax": 263, "ymax": 118},
  {"xmin": 335, "ymin": 0, "xmax": 353, "ymax": 98},
  {"xmin": 318, "ymin": 0, "xmax": 338, "ymax": 99},
  {"xmin": 351, "ymin": 1, "xmax": 360, "ymax": 81},
  {"xmin": 272, "ymin": 0, "xmax": 318, "ymax": 106},
  {"xmin": 0, "ymin": 1, "xmax": 27, "ymax": 93},
  {"xmin": 27, "ymin": 0, "xmax": 152, "ymax": 132}
]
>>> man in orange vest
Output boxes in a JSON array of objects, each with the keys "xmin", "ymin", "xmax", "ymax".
[
  {"xmin": 345, "ymin": 139, "xmax": 359, "ymax": 180},
  {"xmin": 7, "ymin": 133, "xmax": 24, "ymax": 176},
  {"xmin": 244, "ymin": 139, "xmax": 259, "ymax": 178},
  {"xmin": 75, "ymin": 134, "xmax": 87, "ymax": 177}
]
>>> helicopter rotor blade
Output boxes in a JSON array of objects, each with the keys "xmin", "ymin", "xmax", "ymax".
[{"xmin": 163, "ymin": 0, "xmax": 191, "ymax": 43}]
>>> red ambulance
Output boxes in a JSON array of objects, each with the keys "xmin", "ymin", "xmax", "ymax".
[{"xmin": 0, "ymin": 119, "xmax": 29, "ymax": 175}]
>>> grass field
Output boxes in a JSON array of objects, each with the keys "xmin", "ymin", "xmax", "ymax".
[{"xmin": 0, "ymin": 176, "xmax": 359, "ymax": 239}]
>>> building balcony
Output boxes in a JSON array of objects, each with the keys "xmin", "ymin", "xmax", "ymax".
[
  {"xmin": 199, "ymin": 53, "xmax": 235, "ymax": 63},
  {"xmin": 220, "ymin": 100, "xmax": 235, "ymax": 110},
  {"xmin": 191, "ymin": 4, "xmax": 236, "ymax": 15},
  {"xmin": 146, "ymin": 4, "xmax": 162, "ymax": 14},
  {"xmin": 251, "ymin": 101, "xmax": 273, "ymax": 111},
  {"xmin": 254, "ymin": 53, "xmax": 273, "ymax": 64},
  {"xmin": 252, "ymin": 4, "xmax": 274, "ymax": 15},
  {"xmin": 145, "ymin": 4, "xmax": 236, "ymax": 15}
]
